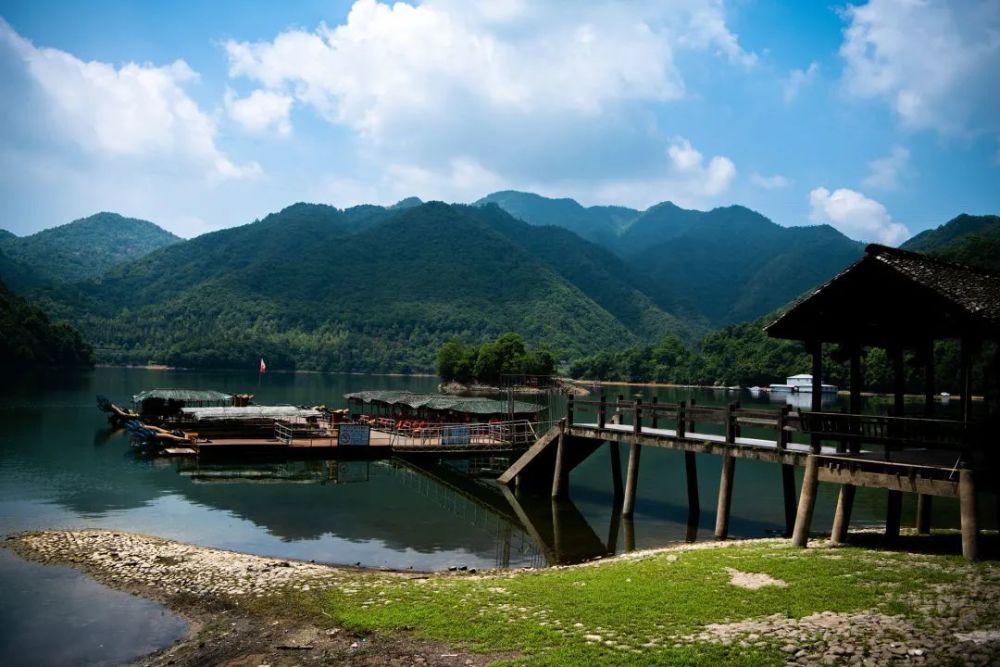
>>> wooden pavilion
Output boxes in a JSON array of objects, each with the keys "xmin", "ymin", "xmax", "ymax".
[{"xmin": 766, "ymin": 244, "xmax": 999, "ymax": 559}]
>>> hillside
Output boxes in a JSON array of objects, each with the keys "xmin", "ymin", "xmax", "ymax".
[
  {"xmin": 901, "ymin": 214, "xmax": 1000, "ymax": 272},
  {"xmin": 479, "ymin": 192, "xmax": 865, "ymax": 325},
  {"xmin": 67, "ymin": 202, "xmax": 688, "ymax": 371},
  {"xmin": 0, "ymin": 212, "xmax": 181, "ymax": 283},
  {"xmin": 0, "ymin": 280, "xmax": 93, "ymax": 370},
  {"xmin": 475, "ymin": 191, "xmax": 637, "ymax": 248}
]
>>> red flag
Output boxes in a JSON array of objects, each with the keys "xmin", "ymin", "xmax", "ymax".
[{"xmin": 259, "ymin": 358, "xmax": 267, "ymax": 374}]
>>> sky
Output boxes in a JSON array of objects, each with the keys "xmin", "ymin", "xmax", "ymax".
[{"xmin": 0, "ymin": 0, "xmax": 998, "ymax": 243}]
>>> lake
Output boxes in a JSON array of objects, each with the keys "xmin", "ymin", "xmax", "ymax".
[{"xmin": 0, "ymin": 367, "xmax": 969, "ymax": 664}]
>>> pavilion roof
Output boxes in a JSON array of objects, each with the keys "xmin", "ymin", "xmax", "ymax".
[
  {"xmin": 766, "ymin": 245, "xmax": 1000, "ymax": 347},
  {"xmin": 132, "ymin": 389, "xmax": 233, "ymax": 404}
]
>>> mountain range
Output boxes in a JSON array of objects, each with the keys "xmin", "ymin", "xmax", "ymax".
[{"xmin": 1, "ymin": 194, "xmax": 994, "ymax": 372}]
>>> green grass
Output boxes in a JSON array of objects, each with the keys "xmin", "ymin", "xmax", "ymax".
[{"xmin": 247, "ymin": 540, "xmax": 1000, "ymax": 666}]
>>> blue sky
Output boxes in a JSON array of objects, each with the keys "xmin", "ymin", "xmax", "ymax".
[{"xmin": 1, "ymin": 0, "xmax": 998, "ymax": 243}]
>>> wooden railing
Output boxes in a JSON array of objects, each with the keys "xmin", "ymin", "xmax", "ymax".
[
  {"xmin": 565, "ymin": 394, "xmax": 984, "ymax": 458},
  {"xmin": 566, "ymin": 394, "xmax": 798, "ymax": 449}
]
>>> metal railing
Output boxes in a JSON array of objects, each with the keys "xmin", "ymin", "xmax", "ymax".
[{"xmin": 387, "ymin": 419, "xmax": 538, "ymax": 449}]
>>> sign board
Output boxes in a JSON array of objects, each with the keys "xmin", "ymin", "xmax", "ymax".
[
  {"xmin": 338, "ymin": 423, "xmax": 371, "ymax": 446},
  {"xmin": 442, "ymin": 425, "xmax": 471, "ymax": 446}
]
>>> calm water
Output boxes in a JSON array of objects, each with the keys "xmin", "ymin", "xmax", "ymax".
[{"xmin": 0, "ymin": 368, "xmax": 975, "ymax": 664}]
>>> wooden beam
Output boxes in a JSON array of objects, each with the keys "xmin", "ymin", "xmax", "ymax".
[
  {"xmin": 924, "ymin": 341, "xmax": 935, "ymax": 417},
  {"xmin": 816, "ymin": 466, "xmax": 958, "ymax": 497},
  {"xmin": 810, "ymin": 341, "xmax": 823, "ymax": 453}
]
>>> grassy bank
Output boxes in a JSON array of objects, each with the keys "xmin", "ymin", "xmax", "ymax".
[{"xmin": 265, "ymin": 540, "xmax": 999, "ymax": 666}]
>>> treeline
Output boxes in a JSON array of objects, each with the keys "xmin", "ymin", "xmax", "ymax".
[
  {"xmin": 0, "ymin": 280, "xmax": 93, "ymax": 370},
  {"xmin": 437, "ymin": 333, "xmax": 555, "ymax": 384},
  {"xmin": 568, "ymin": 322, "xmax": 995, "ymax": 397}
]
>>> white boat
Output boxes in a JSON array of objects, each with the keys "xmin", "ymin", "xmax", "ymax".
[{"xmin": 768, "ymin": 374, "xmax": 837, "ymax": 394}]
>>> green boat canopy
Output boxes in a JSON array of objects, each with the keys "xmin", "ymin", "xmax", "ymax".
[
  {"xmin": 345, "ymin": 390, "xmax": 545, "ymax": 415},
  {"xmin": 132, "ymin": 389, "xmax": 233, "ymax": 406}
]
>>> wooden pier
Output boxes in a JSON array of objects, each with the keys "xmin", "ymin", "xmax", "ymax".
[{"xmin": 500, "ymin": 394, "xmax": 997, "ymax": 560}]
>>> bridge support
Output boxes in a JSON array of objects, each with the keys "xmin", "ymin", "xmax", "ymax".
[
  {"xmin": 685, "ymin": 451, "xmax": 699, "ymax": 516},
  {"xmin": 885, "ymin": 490, "xmax": 902, "ymax": 540},
  {"xmin": 714, "ymin": 453, "xmax": 735, "ymax": 540},
  {"xmin": 623, "ymin": 516, "xmax": 636, "ymax": 552},
  {"xmin": 782, "ymin": 465, "xmax": 797, "ymax": 536},
  {"xmin": 551, "ymin": 423, "xmax": 568, "ymax": 499},
  {"xmin": 916, "ymin": 494, "xmax": 933, "ymax": 534},
  {"xmin": 792, "ymin": 455, "xmax": 820, "ymax": 548},
  {"xmin": 609, "ymin": 442, "xmax": 624, "ymax": 500},
  {"xmin": 959, "ymin": 469, "xmax": 979, "ymax": 561},
  {"xmin": 622, "ymin": 442, "xmax": 642, "ymax": 517},
  {"xmin": 830, "ymin": 484, "xmax": 855, "ymax": 545}
]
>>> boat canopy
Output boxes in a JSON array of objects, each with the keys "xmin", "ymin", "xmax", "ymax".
[
  {"xmin": 133, "ymin": 389, "xmax": 233, "ymax": 406},
  {"xmin": 344, "ymin": 390, "xmax": 544, "ymax": 415},
  {"xmin": 179, "ymin": 405, "xmax": 324, "ymax": 421}
]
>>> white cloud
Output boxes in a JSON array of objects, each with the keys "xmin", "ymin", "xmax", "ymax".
[
  {"xmin": 863, "ymin": 145, "xmax": 909, "ymax": 190},
  {"xmin": 809, "ymin": 186, "xmax": 910, "ymax": 245},
  {"xmin": 750, "ymin": 172, "xmax": 791, "ymax": 190},
  {"xmin": 223, "ymin": 0, "xmax": 754, "ymax": 204},
  {"xmin": 783, "ymin": 61, "xmax": 819, "ymax": 102},
  {"xmin": 839, "ymin": 0, "xmax": 1000, "ymax": 136},
  {"xmin": 665, "ymin": 138, "xmax": 736, "ymax": 197},
  {"xmin": 225, "ymin": 89, "xmax": 294, "ymax": 136},
  {"xmin": 0, "ymin": 18, "xmax": 258, "ymax": 180}
]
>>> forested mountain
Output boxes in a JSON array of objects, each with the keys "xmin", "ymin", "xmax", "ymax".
[
  {"xmin": 55, "ymin": 202, "xmax": 692, "ymax": 371},
  {"xmin": 0, "ymin": 212, "xmax": 181, "ymax": 283},
  {"xmin": 0, "ymin": 280, "xmax": 93, "ymax": 370},
  {"xmin": 901, "ymin": 214, "xmax": 1000, "ymax": 272},
  {"xmin": 476, "ymin": 191, "xmax": 865, "ymax": 325}
]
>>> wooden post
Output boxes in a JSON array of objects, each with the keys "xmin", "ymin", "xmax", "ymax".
[
  {"xmin": 623, "ymin": 516, "xmax": 636, "ymax": 552},
  {"xmin": 725, "ymin": 402, "xmax": 739, "ymax": 444},
  {"xmin": 959, "ymin": 468, "xmax": 978, "ymax": 561},
  {"xmin": 551, "ymin": 419, "xmax": 568, "ymax": 499},
  {"xmin": 782, "ymin": 464, "xmax": 797, "ymax": 537},
  {"xmin": 676, "ymin": 400, "xmax": 687, "ymax": 439},
  {"xmin": 885, "ymin": 491, "xmax": 902, "ymax": 540},
  {"xmin": 830, "ymin": 484, "xmax": 856, "ymax": 544},
  {"xmin": 688, "ymin": 398, "xmax": 696, "ymax": 435},
  {"xmin": 891, "ymin": 347, "xmax": 905, "ymax": 417},
  {"xmin": 566, "ymin": 394, "xmax": 575, "ymax": 427},
  {"xmin": 916, "ymin": 494, "xmax": 933, "ymax": 535},
  {"xmin": 792, "ymin": 455, "xmax": 820, "ymax": 548},
  {"xmin": 633, "ymin": 399, "xmax": 642, "ymax": 435},
  {"xmin": 923, "ymin": 341, "xmax": 935, "ymax": 417},
  {"xmin": 685, "ymin": 451, "xmax": 699, "ymax": 516},
  {"xmin": 810, "ymin": 341, "xmax": 823, "ymax": 454},
  {"xmin": 960, "ymin": 338, "xmax": 972, "ymax": 423},
  {"xmin": 776, "ymin": 405, "xmax": 790, "ymax": 450},
  {"xmin": 606, "ymin": 506, "xmax": 621, "ymax": 552},
  {"xmin": 622, "ymin": 442, "xmax": 642, "ymax": 517},
  {"xmin": 715, "ymin": 453, "xmax": 736, "ymax": 540},
  {"xmin": 609, "ymin": 442, "xmax": 623, "ymax": 500},
  {"xmin": 650, "ymin": 396, "xmax": 659, "ymax": 429},
  {"xmin": 598, "ymin": 392, "xmax": 607, "ymax": 429}
]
